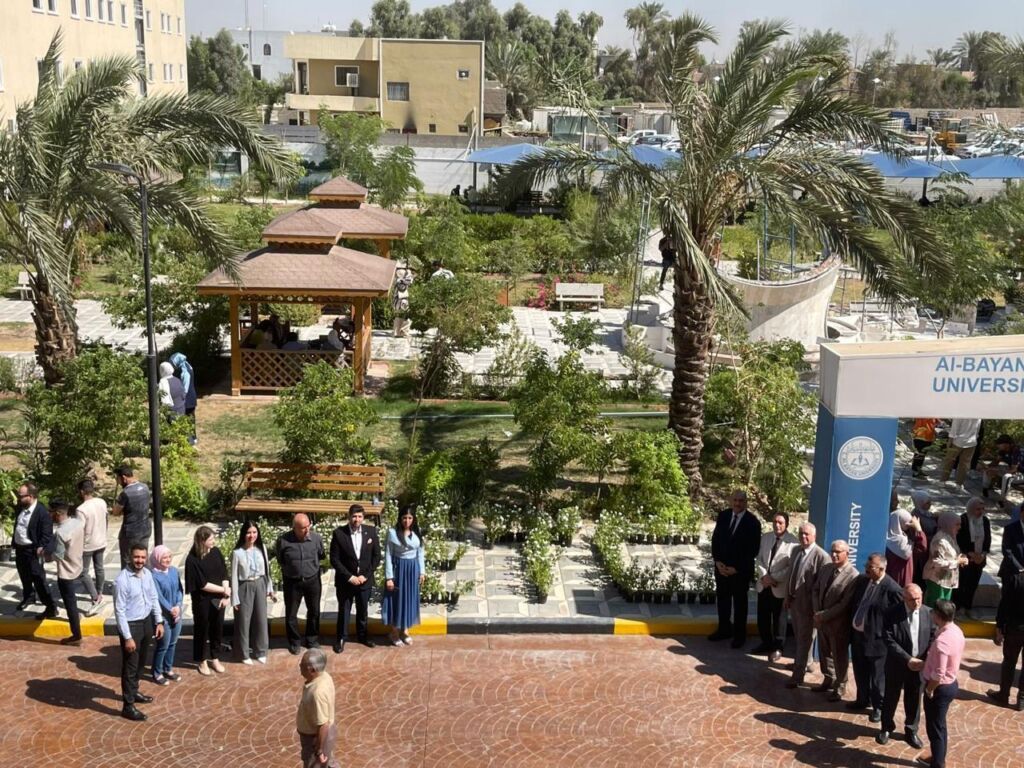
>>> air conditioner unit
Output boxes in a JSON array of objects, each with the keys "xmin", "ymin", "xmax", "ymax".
[{"xmin": 346, "ymin": 73, "xmax": 359, "ymax": 88}]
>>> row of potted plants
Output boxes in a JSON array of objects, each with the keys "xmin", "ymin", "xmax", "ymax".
[{"xmin": 521, "ymin": 519, "xmax": 559, "ymax": 603}]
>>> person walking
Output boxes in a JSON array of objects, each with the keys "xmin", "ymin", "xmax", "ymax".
[
  {"xmin": 920, "ymin": 599, "xmax": 965, "ymax": 768},
  {"xmin": 184, "ymin": 526, "xmax": 230, "ymax": 676},
  {"xmin": 753, "ymin": 512, "xmax": 797, "ymax": 661},
  {"xmin": 296, "ymin": 648, "xmax": 340, "ymax": 768},
  {"xmin": 157, "ymin": 361, "xmax": 185, "ymax": 421},
  {"xmin": 877, "ymin": 584, "xmax": 933, "ymax": 749},
  {"xmin": 46, "ymin": 500, "xmax": 86, "ymax": 645},
  {"xmin": 273, "ymin": 514, "xmax": 325, "ymax": 655},
  {"xmin": 848, "ymin": 553, "xmax": 903, "ymax": 721},
  {"xmin": 168, "ymin": 352, "xmax": 198, "ymax": 444},
  {"xmin": 812, "ymin": 539, "xmax": 860, "ymax": 702},
  {"xmin": 953, "ymin": 497, "xmax": 990, "ymax": 618},
  {"xmin": 112, "ymin": 466, "xmax": 151, "ymax": 569},
  {"xmin": 148, "ymin": 545, "xmax": 183, "ymax": 685},
  {"xmin": 382, "ymin": 506, "xmax": 426, "ymax": 647},
  {"xmin": 987, "ymin": 569, "xmax": 1024, "ymax": 711},
  {"xmin": 75, "ymin": 478, "xmax": 108, "ymax": 616},
  {"xmin": 231, "ymin": 520, "xmax": 275, "ymax": 665},
  {"xmin": 922, "ymin": 512, "xmax": 968, "ymax": 608},
  {"xmin": 113, "ymin": 542, "xmax": 164, "ymax": 721},
  {"xmin": 330, "ymin": 504, "xmax": 381, "ymax": 653},
  {"xmin": 709, "ymin": 490, "xmax": 762, "ymax": 648},
  {"xmin": 784, "ymin": 522, "xmax": 830, "ymax": 689},
  {"xmin": 939, "ymin": 418, "xmax": 981, "ymax": 489},
  {"xmin": 12, "ymin": 482, "xmax": 57, "ymax": 618},
  {"xmin": 658, "ymin": 230, "xmax": 676, "ymax": 291}
]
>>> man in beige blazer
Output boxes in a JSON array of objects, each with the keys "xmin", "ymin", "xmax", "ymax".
[
  {"xmin": 753, "ymin": 512, "xmax": 798, "ymax": 661},
  {"xmin": 785, "ymin": 522, "xmax": 831, "ymax": 688},
  {"xmin": 812, "ymin": 539, "xmax": 860, "ymax": 701}
]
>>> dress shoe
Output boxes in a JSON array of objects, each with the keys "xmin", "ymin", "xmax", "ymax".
[
  {"xmin": 869, "ymin": 709, "xmax": 882, "ymax": 723},
  {"xmin": 750, "ymin": 643, "xmax": 773, "ymax": 654},
  {"xmin": 210, "ymin": 659, "xmax": 226, "ymax": 674},
  {"xmin": 707, "ymin": 629, "xmax": 732, "ymax": 642},
  {"xmin": 60, "ymin": 635, "xmax": 82, "ymax": 646},
  {"xmin": 915, "ymin": 757, "xmax": 932, "ymax": 767},
  {"xmin": 827, "ymin": 690, "xmax": 843, "ymax": 702},
  {"xmin": 133, "ymin": 693, "xmax": 154, "ymax": 704},
  {"xmin": 811, "ymin": 680, "xmax": 835, "ymax": 693},
  {"xmin": 769, "ymin": 651, "xmax": 782, "ymax": 662},
  {"xmin": 121, "ymin": 705, "xmax": 147, "ymax": 722},
  {"xmin": 303, "ymin": 640, "xmax": 321, "ymax": 649},
  {"xmin": 288, "ymin": 645, "xmax": 301, "ymax": 656},
  {"xmin": 845, "ymin": 700, "xmax": 870, "ymax": 710},
  {"xmin": 875, "ymin": 731, "xmax": 891, "ymax": 746},
  {"xmin": 906, "ymin": 731, "xmax": 924, "ymax": 750},
  {"xmin": 785, "ymin": 679, "xmax": 803, "ymax": 689},
  {"xmin": 361, "ymin": 638, "xmax": 376, "ymax": 649},
  {"xmin": 16, "ymin": 598, "xmax": 33, "ymax": 611},
  {"xmin": 1016, "ymin": 696, "xmax": 1024, "ymax": 712},
  {"xmin": 332, "ymin": 641, "xmax": 345, "ymax": 654},
  {"xmin": 37, "ymin": 607, "xmax": 58, "ymax": 620},
  {"xmin": 986, "ymin": 689, "xmax": 1009, "ymax": 706}
]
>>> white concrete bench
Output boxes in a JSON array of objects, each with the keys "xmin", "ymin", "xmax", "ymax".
[
  {"xmin": 17, "ymin": 272, "xmax": 33, "ymax": 301},
  {"xmin": 556, "ymin": 282, "xmax": 604, "ymax": 311}
]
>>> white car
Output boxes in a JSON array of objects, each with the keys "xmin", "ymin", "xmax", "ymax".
[{"xmin": 626, "ymin": 129, "xmax": 657, "ymax": 144}]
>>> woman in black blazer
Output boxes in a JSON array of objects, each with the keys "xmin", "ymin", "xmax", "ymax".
[{"xmin": 954, "ymin": 497, "xmax": 991, "ymax": 617}]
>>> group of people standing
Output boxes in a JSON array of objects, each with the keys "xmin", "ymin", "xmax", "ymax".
[{"xmin": 710, "ymin": 488, "xmax": 1024, "ymax": 768}]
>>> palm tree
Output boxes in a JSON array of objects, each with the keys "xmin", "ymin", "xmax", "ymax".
[
  {"xmin": 926, "ymin": 48, "xmax": 959, "ymax": 69},
  {"xmin": 0, "ymin": 32, "xmax": 291, "ymax": 385},
  {"xmin": 625, "ymin": 2, "xmax": 668, "ymax": 55},
  {"xmin": 501, "ymin": 17, "xmax": 945, "ymax": 497},
  {"xmin": 486, "ymin": 40, "xmax": 539, "ymax": 118},
  {"xmin": 954, "ymin": 31, "xmax": 994, "ymax": 72}
]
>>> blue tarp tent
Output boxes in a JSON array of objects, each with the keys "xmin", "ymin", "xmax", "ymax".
[
  {"xmin": 955, "ymin": 154, "xmax": 1024, "ymax": 179},
  {"xmin": 855, "ymin": 152, "xmax": 947, "ymax": 179},
  {"xmin": 465, "ymin": 143, "xmax": 545, "ymax": 165},
  {"xmin": 598, "ymin": 144, "xmax": 681, "ymax": 169}
]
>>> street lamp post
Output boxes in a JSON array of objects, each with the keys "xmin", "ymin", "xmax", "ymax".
[
  {"xmin": 871, "ymin": 77, "xmax": 882, "ymax": 106},
  {"xmin": 93, "ymin": 162, "xmax": 164, "ymax": 546}
]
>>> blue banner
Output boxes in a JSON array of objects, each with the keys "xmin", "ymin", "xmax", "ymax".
[{"xmin": 809, "ymin": 406, "xmax": 897, "ymax": 571}]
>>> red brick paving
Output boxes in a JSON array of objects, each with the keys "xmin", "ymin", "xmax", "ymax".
[{"xmin": 0, "ymin": 634, "xmax": 1020, "ymax": 767}]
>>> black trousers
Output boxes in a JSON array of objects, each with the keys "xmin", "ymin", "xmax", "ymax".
[
  {"xmin": 998, "ymin": 628, "xmax": 1024, "ymax": 697},
  {"xmin": 881, "ymin": 662, "xmax": 923, "ymax": 734},
  {"xmin": 756, "ymin": 589, "xmax": 785, "ymax": 650},
  {"xmin": 14, "ymin": 545, "xmax": 54, "ymax": 609},
  {"xmin": 912, "ymin": 439, "xmax": 933, "ymax": 473},
  {"xmin": 336, "ymin": 583, "xmax": 372, "ymax": 642},
  {"xmin": 56, "ymin": 577, "xmax": 81, "ymax": 638},
  {"xmin": 953, "ymin": 562, "xmax": 984, "ymax": 610},
  {"xmin": 121, "ymin": 616, "xmax": 154, "ymax": 705},
  {"xmin": 715, "ymin": 572, "xmax": 750, "ymax": 640},
  {"xmin": 924, "ymin": 681, "xmax": 957, "ymax": 768},
  {"xmin": 659, "ymin": 262, "xmax": 673, "ymax": 288},
  {"xmin": 284, "ymin": 575, "xmax": 321, "ymax": 649},
  {"xmin": 191, "ymin": 596, "xmax": 224, "ymax": 662},
  {"xmin": 850, "ymin": 641, "xmax": 885, "ymax": 709}
]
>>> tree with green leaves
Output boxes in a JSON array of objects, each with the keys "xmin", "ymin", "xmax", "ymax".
[
  {"xmin": 187, "ymin": 30, "xmax": 254, "ymax": 101},
  {"xmin": 501, "ymin": 17, "xmax": 944, "ymax": 496},
  {"xmin": 0, "ymin": 32, "xmax": 291, "ymax": 384}
]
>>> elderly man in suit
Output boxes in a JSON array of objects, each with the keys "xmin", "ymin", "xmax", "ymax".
[
  {"xmin": 812, "ymin": 539, "xmax": 860, "ymax": 701},
  {"xmin": 709, "ymin": 490, "xmax": 763, "ymax": 648},
  {"xmin": 785, "ymin": 522, "xmax": 831, "ymax": 688},
  {"xmin": 987, "ymin": 570, "xmax": 1024, "ymax": 711},
  {"xmin": 1000, "ymin": 512, "xmax": 1024, "ymax": 586},
  {"xmin": 12, "ymin": 482, "xmax": 58, "ymax": 619},
  {"xmin": 849, "ymin": 553, "xmax": 904, "ymax": 721},
  {"xmin": 753, "ymin": 511, "xmax": 798, "ymax": 661},
  {"xmin": 878, "ymin": 583, "xmax": 934, "ymax": 748},
  {"xmin": 330, "ymin": 504, "xmax": 381, "ymax": 653}
]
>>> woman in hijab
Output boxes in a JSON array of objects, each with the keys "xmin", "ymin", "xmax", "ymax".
[
  {"xmin": 885, "ymin": 508, "xmax": 927, "ymax": 587},
  {"xmin": 149, "ymin": 545, "xmax": 184, "ymax": 685},
  {"xmin": 922, "ymin": 511, "xmax": 969, "ymax": 608},
  {"xmin": 910, "ymin": 491, "xmax": 937, "ymax": 588},
  {"xmin": 954, "ymin": 497, "xmax": 991, "ymax": 618}
]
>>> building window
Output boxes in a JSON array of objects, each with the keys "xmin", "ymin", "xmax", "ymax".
[
  {"xmin": 457, "ymin": 69, "xmax": 470, "ymax": 80},
  {"xmin": 263, "ymin": 43, "xmax": 271, "ymax": 56},
  {"xmin": 386, "ymin": 81, "xmax": 409, "ymax": 101},
  {"xmin": 252, "ymin": 64, "xmax": 262, "ymax": 81},
  {"xmin": 179, "ymin": 64, "xmax": 185, "ymax": 81},
  {"xmin": 121, "ymin": 3, "xmax": 126, "ymax": 25},
  {"xmin": 145, "ymin": 10, "xmax": 150, "ymax": 29},
  {"xmin": 7, "ymin": 119, "xmax": 16, "ymax": 133},
  {"xmin": 32, "ymin": 1, "xmax": 43, "ymax": 12},
  {"xmin": 107, "ymin": 1, "xmax": 112, "ymax": 22},
  {"xmin": 84, "ymin": 0, "xmax": 91, "ymax": 18},
  {"xmin": 458, "ymin": 124, "xmax": 469, "ymax": 133},
  {"xmin": 334, "ymin": 66, "xmax": 359, "ymax": 88},
  {"xmin": 70, "ymin": 0, "xmax": 78, "ymax": 16},
  {"xmin": 428, "ymin": 123, "xmax": 437, "ymax": 133},
  {"xmin": 177, "ymin": 17, "xmax": 181, "ymax": 35},
  {"xmin": 147, "ymin": 63, "xmax": 153, "ymax": 81},
  {"xmin": 97, "ymin": 0, "xmax": 103, "ymax": 20}
]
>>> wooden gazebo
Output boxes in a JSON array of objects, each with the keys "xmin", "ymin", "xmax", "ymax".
[{"xmin": 196, "ymin": 177, "xmax": 406, "ymax": 395}]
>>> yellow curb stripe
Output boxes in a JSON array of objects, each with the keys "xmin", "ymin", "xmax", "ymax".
[
  {"xmin": 268, "ymin": 615, "xmax": 447, "ymax": 637},
  {"xmin": 0, "ymin": 616, "xmax": 104, "ymax": 639},
  {"xmin": 959, "ymin": 619, "xmax": 996, "ymax": 639},
  {"xmin": 409, "ymin": 616, "xmax": 446, "ymax": 636}
]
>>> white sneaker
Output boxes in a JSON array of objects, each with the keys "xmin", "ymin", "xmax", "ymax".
[
  {"xmin": 255, "ymin": 656, "xmax": 268, "ymax": 665},
  {"xmin": 242, "ymin": 658, "xmax": 254, "ymax": 666}
]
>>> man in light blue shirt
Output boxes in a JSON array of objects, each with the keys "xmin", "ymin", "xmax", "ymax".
[{"xmin": 114, "ymin": 542, "xmax": 164, "ymax": 721}]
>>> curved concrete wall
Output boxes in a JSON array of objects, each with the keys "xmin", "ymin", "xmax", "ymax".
[{"xmin": 723, "ymin": 260, "xmax": 841, "ymax": 349}]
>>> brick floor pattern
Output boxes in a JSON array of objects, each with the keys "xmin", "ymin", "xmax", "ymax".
[{"xmin": 0, "ymin": 635, "xmax": 1021, "ymax": 767}]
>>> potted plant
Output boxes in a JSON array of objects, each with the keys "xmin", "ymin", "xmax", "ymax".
[
  {"xmin": 665, "ymin": 570, "xmax": 682, "ymax": 603},
  {"xmin": 523, "ymin": 523, "xmax": 556, "ymax": 603},
  {"xmin": 552, "ymin": 505, "xmax": 581, "ymax": 547}
]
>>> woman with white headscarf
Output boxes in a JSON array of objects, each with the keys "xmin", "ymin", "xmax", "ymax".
[
  {"xmin": 953, "ymin": 497, "xmax": 991, "ymax": 618},
  {"xmin": 885, "ymin": 508, "xmax": 927, "ymax": 587},
  {"xmin": 922, "ymin": 511, "xmax": 969, "ymax": 607}
]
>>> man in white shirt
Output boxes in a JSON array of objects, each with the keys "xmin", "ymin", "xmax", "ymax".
[
  {"xmin": 46, "ymin": 501, "xmax": 85, "ymax": 645},
  {"xmin": 76, "ymin": 478, "xmax": 108, "ymax": 615},
  {"xmin": 753, "ymin": 512, "xmax": 798, "ymax": 661},
  {"xmin": 113, "ymin": 543, "xmax": 164, "ymax": 721},
  {"xmin": 939, "ymin": 418, "xmax": 981, "ymax": 488}
]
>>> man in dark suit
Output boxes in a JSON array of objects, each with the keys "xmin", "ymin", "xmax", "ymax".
[
  {"xmin": 877, "ymin": 583, "xmax": 933, "ymax": 749},
  {"xmin": 849, "ymin": 553, "xmax": 903, "ymax": 721},
  {"xmin": 709, "ymin": 490, "xmax": 762, "ymax": 648},
  {"xmin": 1000, "ymin": 513, "xmax": 1024, "ymax": 585},
  {"xmin": 12, "ymin": 482, "xmax": 57, "ymax": 618},
  {"xmin": 987, "ymin": 571, "xmax": 1024, "ymax": 711},
  {"xmin": 330, "ymin": 504, "xmax": 381, "ymax": 653}
]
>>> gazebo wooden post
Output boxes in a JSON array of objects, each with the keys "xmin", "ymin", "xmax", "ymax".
[
  {"xmin": 249, "ymin": 301, "xmax": 259, "ymax": 331},
  {"xmin": 375, "ymin": 240, "xmax": 391, "ymax": 260},
  {"xmin": 229, "ymin": 295, "xmax": 242, "ymax": 396},
  {"xmin": 351, "ymin": 297, "xmax": 373, "ymax": 394}
]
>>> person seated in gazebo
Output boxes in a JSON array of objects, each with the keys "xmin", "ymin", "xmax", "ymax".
[
  {"xmin": 243, "ymin": 320, "xmax": 273, "ymax": 349},
  {"xmin": 267, "ymin": 313, "xmax": 289, "ymax": 348},
  {"xmin": 325, "ymin": 316, "xmax": 353, "ymax": 351},
  {"xmin": 281, "ymin": 332, "xmax": 307, "ymax": 351}
]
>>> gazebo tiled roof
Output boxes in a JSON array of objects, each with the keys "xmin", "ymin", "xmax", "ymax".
[
  {"xmin": 261, "ymin": 205, "xmax": 408, "ymax": 244},
  {"xmin": 196, "ymin": 245, "xmax": 397, "ymax": 296},
  {"xmin": 308, "ymin": 176, "xmax": 369, "ymax": 202}
]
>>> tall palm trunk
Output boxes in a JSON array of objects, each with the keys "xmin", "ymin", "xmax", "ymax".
[
  {"xmin": 668, "ymin": 264, "xmax": 714, "ymax": 499},
  {"xmin": 29, "ymin": 274, "xmax": 78, "ymax": 386}
]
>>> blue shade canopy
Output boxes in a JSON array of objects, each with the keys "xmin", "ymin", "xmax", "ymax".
[
  {"xmin": 598, "ymin": 144, "xmax": 681, "ymax": 169},
  {"xmin": 465, "ymin": 143, "xmax": 545, "ymax": 165},
  {"xmin": 855, "ymin": 152, "xmax": 946, "ymax": 179},
  {"xmin": 955, "ymin": 154, "xmax": 1024, "ymax": 179}
]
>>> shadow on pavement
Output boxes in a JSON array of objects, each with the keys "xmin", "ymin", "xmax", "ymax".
[{"xmin": 26, "ymin": 677, "xmax": 122, "ymax": 717}]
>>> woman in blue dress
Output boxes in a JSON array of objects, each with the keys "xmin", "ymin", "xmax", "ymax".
[{"xmin": 382, "ymin": 506, "xmax": 425, "ymax": 646}]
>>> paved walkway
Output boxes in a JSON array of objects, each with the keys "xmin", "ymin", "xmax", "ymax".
[{"xmin": 0, "ymin": 634, "xmax": 1019, "ymax": 767}]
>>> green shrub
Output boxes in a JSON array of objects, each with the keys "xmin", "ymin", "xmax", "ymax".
[
  {"xmin": 607, "ymin": 430, "xmax": 697, "ymax": 534},
  {"xmin": 0, "ymin": 357, "xmax": 16, "ymax": 393},
  {"xmin": 482, "ymin": 330, "xmax": 536, "ymax": 398},
  {"xmin": 263, "ymin": 302, "xmax": 321, "ymax": 328},
  {"xmin": 619, "ymin": 324, "xmax": 662, "ymax": 400},
  {"xmin": 160, "ymin": 418, "xmax": 207, "ymax": 518},
  {"xmin": 522, "ymin": 517, "xmax": 556, "ymax": 598}
]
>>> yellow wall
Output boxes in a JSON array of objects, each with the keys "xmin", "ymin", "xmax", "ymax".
[
  {"xmin": 0, "ymin": 1, "xmax": 187, "ymax": 125},
  {"xmin": 380, "ymin": 40, "xmax": 482, "ymax": 135},
  {"xmin": 308, "ymin": 59, "xmax": 380, "ymax": 99}
]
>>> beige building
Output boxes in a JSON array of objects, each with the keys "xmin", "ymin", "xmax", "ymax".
[
  {"xmin": 284, "ymin": 34, "xmax": 484, "ymax": 136},
  {"xmin": 0, "ymin": 0, "xmax": 187, "ymax": 128}
]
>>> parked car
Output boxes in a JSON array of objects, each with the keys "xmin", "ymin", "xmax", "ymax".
[
  {"xmin": 626, "ymin": 129, "xmax": 657, "ymax": 145},
  {"xmin": 636, "ymin": 134, "xmax": 675, "ymax": 146}
]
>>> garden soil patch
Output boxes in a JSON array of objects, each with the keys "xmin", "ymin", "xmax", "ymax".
[{"xmin": 0, "ymin": 323, "xmax": 35, "ymax": 352}]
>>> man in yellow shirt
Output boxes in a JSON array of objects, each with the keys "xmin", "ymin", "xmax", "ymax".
[{"xmin": 297, "ymin": 648, "xmax": 339, "ymax": 767}]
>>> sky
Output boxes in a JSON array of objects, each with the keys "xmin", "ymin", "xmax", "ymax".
[{"xmin": 186, "ymin": 1, "xmax": 1021, "ymax": 61}]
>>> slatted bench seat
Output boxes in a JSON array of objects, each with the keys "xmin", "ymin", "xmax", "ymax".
[
  {"xmin": 555, "ymin": 282, "xmax": 605, "ymax": 311},
  {"xmin": 235, "ymin": 462, "xmax": 386, "ymax": 524}
]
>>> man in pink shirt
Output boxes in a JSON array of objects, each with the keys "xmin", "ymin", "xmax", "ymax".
[{"xmin": 919, "ymin": 599, "xmax": 965, "ymax": 768}]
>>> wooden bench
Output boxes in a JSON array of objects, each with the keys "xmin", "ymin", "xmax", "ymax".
[
  {"xmin": 234, "ymin": 462, "xmax": 386, "ymax": 525},
  {"xmin": 17, "ymin": 272, "xmax": 33, "ymax": 301},
  {"xmin": 556, "ymin": 282, "xmax": 605, "ymax": 311}
]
